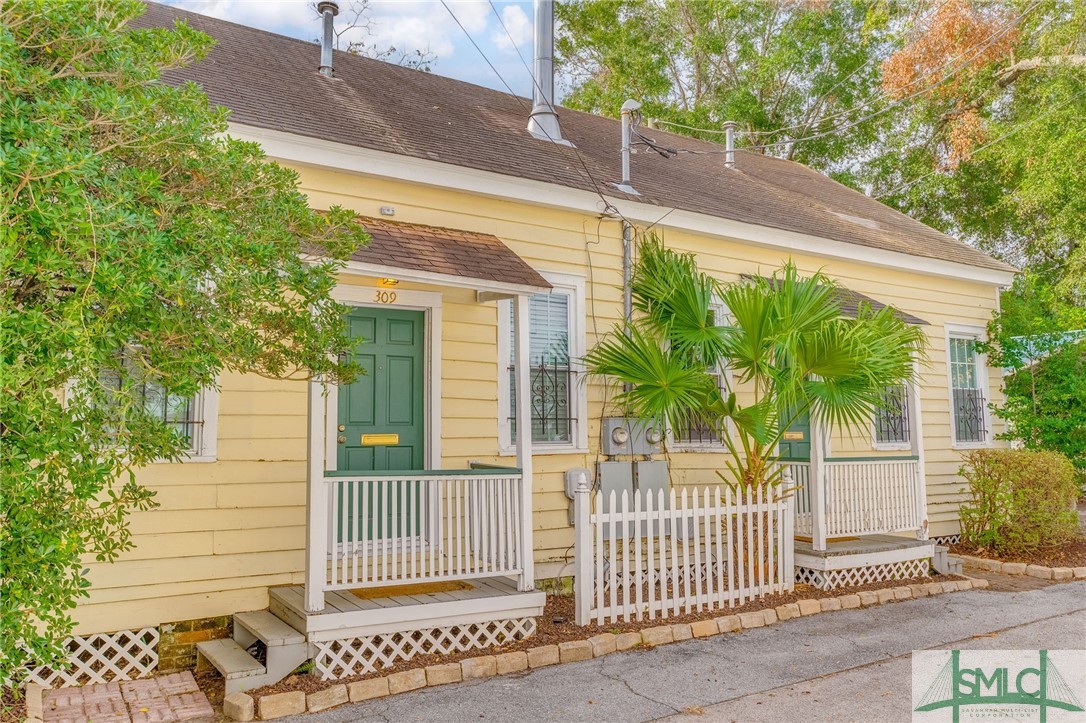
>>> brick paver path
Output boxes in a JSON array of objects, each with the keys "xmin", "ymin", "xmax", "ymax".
[
  {"xmin": 42, "ymin": 672, "xmax": 213, "ymax": 723},
  {"xmin": 964, "ymin": 569, "xmax": 1057, "ymax": 592}
]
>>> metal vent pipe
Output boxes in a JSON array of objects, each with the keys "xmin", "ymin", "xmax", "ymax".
[
  {"xmin": 723, "ymin": 120, "xmax": 737, "ymax": 169},
  {"xmin": 526, "ymin": 0, "xmax": 565, "ymax": 143},
  {"xmin": 318, "ymin": 1, "xmax": 339, "ymax": 77}
]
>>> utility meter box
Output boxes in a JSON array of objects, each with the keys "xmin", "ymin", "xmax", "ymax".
[
  {"xmin": 601, "ymin": 417, "xmax": 664, "ymax": 456},
  {"xmin": 592, "ymin": 460, "xmax": 671, "ymax": 537}
]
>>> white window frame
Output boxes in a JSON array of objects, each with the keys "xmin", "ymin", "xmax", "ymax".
[
  {"xmin": 497, "ymin": 270, "xmax": 588, "ymax": 455},
  {"xmin": 668, "ymin": 299, "xmax": 733, "ymax": 452},
  {"xmin": 945, "ymin": 323, "xmax": 992, "ymax": 448},
  {"xmin": 182, "ymin": 386, "xmax": 220, "ymax": 462},
  {"xmin": 870, "ymin": 382, "xmax": 913, "ymax": 452}
]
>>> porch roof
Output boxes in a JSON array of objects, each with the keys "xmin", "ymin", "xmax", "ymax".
[{"xmin": 347, "ymin": 217, "xmax": 551, "ymax": 295}]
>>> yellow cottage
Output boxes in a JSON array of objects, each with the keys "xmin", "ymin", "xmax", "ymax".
[{"xmin": 45, "ymin": 2, "xmax": 1016, "ymax": 689}]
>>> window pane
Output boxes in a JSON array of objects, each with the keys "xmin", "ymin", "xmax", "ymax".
[
  {"xmin": 949, "ymin": 336, "xmax": 985, "ymax": 443},
  {"xmin": 509, "ymin": 291, "xmax": 574, "ymax": 444},
  {"xmin": 97, "ymin": 364, "xmax": 197, "ymax": 451}
]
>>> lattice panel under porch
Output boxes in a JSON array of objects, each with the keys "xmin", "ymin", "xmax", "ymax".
[
  {"xmin": 932, "ymin": 534, "xmax": 962, "ymax": 545},
  {"xmin": 795, "ymin": 558, "xmax": 930, "ymax": 590},
  {"xmin": 314, "ymin": 618, "xmax": 536, "ymax": 680},
  {"xmin": 24, "ymin": 628, "xmax": 159, "ymax": 687}
]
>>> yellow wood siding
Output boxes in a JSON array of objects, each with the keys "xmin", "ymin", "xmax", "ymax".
[{"xmin": 75, "ymin": 163, "xmax": 1005, "ymax": 633}]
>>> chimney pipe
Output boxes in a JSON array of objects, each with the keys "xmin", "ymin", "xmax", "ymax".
[
  {"xmin": 527, "ymin": 0, "xmax": 567, "ymax": 144},
  {"xmin": 620, "ymin": 99, "xmax": 641, "ymax": 189},
  {"xmin": 723, "ymin": 120, "xmax": 737, "ymax": 169},
  {"xmin": 318, "ymin": 1, "xmax": 339, "ymax": 77}
]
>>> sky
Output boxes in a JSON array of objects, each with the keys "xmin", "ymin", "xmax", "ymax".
[{"xmin": 162, "ymin": 1, "xmax": 539, "ymax": 97}]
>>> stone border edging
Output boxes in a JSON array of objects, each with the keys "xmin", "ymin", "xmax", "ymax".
[
  {"xmin": 953, "ymin": 554, "xmax": 1086, "ymax": 581},
  {"xmin": 223, "ymin": 578, "xmax": 986, "ymax": 721}
]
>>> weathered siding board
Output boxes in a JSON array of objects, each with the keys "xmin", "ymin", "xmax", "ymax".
[{"xmin": 74, "ymin": 163, "xmax": 1004, "ymax": 634}]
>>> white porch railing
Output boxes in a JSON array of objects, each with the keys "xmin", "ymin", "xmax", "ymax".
[
  {"xmin": 790, "ymin": 457, "xmax": 923, "ymax": 539},
  {"xmin": 573, "ymin": 480, "xmax": 793, "ymax": 625},
  {"xmin": 322, "ymin": 468, "xmax": 527, "ymax": 590}
]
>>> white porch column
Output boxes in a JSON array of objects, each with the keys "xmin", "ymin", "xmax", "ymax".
[
  {"xmin": 909, "ymin": 361, "xmax": 930, "ymax": 540},
  {"xmin": 809, "ymin": 412, "xmax": 828, "ymax": 551},
  {"xmin": 304, "ymin": 378, "xmax": 328, "ymax": 613},
  {"xmin": 513, "ymin": 294, "xmax": 536, "ymax": 591}
]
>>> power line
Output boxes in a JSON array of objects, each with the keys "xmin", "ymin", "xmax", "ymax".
[{"xmin": 449, "ymin": 0, "xmax": 625, "ymax": 221}]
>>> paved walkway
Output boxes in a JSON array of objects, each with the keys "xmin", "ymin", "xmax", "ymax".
[
  {"xmin": 291, "ymin": 580, "xmax": 1086, "ymax": 723},
  {"xmin": 40, "ymin": 671, "xmax": 213, "ymax": 723}
]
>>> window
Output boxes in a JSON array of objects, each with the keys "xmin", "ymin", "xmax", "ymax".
[
  {"xmin": 98, "ymin": 360, "xmax": 219, "ymax": 460},
  {"xmin": 873, "ymin": 384, "xmax": 911, "ymax": 447},
  {"xmin": 671, "ymin": 302, "xmax": 730, "ymax": 449},
  {"xmin": 948, "ymin": 333, "xmax": 988, "ymax": 444},
  {"xmin": 498, "ymin": 272, "xmax": 586, "ymax": 452}
]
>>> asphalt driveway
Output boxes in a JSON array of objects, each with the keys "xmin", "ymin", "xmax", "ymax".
[{"xmin": 288, "ymin": 580, "xmax": 1086, "ymax": 723}]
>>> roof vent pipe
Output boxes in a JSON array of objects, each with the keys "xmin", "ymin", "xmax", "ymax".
[
  {"xmin": 317, "ymin": 1, "xmax": 339, "ymax": 77},
  {"xmin": 527, "ymin": 0, "xmax": 569, "ymax": 144},
  {"xmin": 723, "ymin": 120, "xmax": 737, "ymax": 169},
  {"xmin": 615, "ymin": 99, "xmax": 641, "ymax": 195}
]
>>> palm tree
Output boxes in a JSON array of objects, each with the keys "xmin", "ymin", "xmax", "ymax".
[{"xmin": 586, "ymin": 235, "xmax": 927, "ymax": 489}]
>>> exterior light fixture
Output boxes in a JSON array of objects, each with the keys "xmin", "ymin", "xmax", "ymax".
[{"xmin": 379, "ymin": 278, "xmax": 399, "ymax": 288}]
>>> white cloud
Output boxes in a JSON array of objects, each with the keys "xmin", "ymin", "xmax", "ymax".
[
  {"xmin": 491, "ymin": 4, "xmax": 531, "ymax": 54},
  {"xmin": 365, "ymin": 0, "xmax": 490, "ymax": 58},
  {"xmin": 166, "ymin": 1, "xmax": 316, "ymax": 36}
]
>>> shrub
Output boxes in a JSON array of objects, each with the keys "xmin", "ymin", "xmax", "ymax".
[{"xmin": 958, "ymin": 449, "xmax": 1078, "ymax": 554}]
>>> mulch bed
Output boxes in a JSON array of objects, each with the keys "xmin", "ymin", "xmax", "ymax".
[
  {"xmin": 0, "ymin": 688, "xmax": 26, "ymax": 723},
  {"xmin": 239, "ymin": 573, "xmax": 960, "ymax": 700},
  {"xmin": 949, "ymin": 537, "xmax": 1086, "ymax": 568}
]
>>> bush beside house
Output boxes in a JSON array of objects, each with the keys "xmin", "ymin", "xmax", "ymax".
[{"xmin": 959, "ymin": 449, "xmax": 1079, "ymax": 554}]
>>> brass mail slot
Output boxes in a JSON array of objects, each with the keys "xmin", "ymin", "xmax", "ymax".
[
  {"xmin": 361, "ymin": 433, "xmax": 399, "ymax": 446},
  {"xmin": 783, "ymin": 431, "xmax": 805, "ymax": 441}
]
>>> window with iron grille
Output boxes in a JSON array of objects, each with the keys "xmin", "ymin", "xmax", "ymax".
[
  {"xmin": 97, "ymin": 356, "xmax": 216, "ymax": 458},
  {"xmin": 949, "ymin": 335, "xmax": 987, "ymax": 444},
  {"xmin": 499, "ymin": 274, "xmax": 585, "ymax": 450},
  {"xmin": 873, "ymin": 384, "xmax": 911, "ymax": 446}
]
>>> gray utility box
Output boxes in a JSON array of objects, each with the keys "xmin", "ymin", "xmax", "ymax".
[
  {"xmin": 601, "ymin": 417, "xmax": 664, "ymax": 457},
  {"xmin": 594, "ymin": 460, "xmax": 670, "ymax": 538}
]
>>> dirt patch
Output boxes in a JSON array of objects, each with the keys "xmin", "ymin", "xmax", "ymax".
[
  {"xmin": 240, "ymin": 573, "xmax": 960, "ymax": 699},
  {"xmin": 949, "ymin": 537, "xmax": 1086, "ymax": 568},
  {"xmin": 0, "ymin": 688, "xmax": 26, "ymax": 723}
]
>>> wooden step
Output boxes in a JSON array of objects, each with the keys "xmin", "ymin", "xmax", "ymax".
[
  {"xmin": 234, "ymin": 610, "xmax": 305, "ymax": 647},
  {"xmin": 196, "ymin": 639, "xmax": 265, "ymax": 680}
]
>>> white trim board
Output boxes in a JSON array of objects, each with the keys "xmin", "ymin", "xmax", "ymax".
[
  {"xmin": 231, "ymin": 123, "xmax": 1016, "ymax": 287},
  {"xmin": 327, "ymin": 285, "xmax": 443, "ymax": 470}
]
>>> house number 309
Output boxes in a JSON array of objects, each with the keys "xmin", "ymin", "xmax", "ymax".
[{"xmin": 375, "ymin": 290, "xmax": 397, "ymax": 304}]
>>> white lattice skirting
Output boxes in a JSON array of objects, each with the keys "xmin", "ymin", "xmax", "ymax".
[
  {"xmin": 314, "ymin": 618, "xmax": 537, "ymax": 680},
  {"xmin": 933, "ymin": 534, "xmax": 962, "ymax": 545},
  {"xmin": 25, "ymin": 628, "xmax": 159, "ymax": 687},
  {"xmin": 795, "ymin": 558, "xmax": 930, "ymax": 590}
]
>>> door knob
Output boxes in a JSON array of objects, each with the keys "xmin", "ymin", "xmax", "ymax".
[
  {"xmin": 337, "ymin": 436, "xmax": 346, "ymax": 444},
  {"xmin": 338, "ymin": 425, "xmax": 346, "ymax": 432}
]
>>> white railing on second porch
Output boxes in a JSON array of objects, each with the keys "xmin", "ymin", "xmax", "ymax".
[
  {"xmin": 789, "ymin": 457, "xmax": 923, "ymax": 539},
  {"xmin": 323, "ymin": 468, "xmax": 527, "ymax": 590}
]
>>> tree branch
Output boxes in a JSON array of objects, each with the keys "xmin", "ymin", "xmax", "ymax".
[{"xmin": 997, "ymin": 55, "xmax": 1086, "ymax": 87}]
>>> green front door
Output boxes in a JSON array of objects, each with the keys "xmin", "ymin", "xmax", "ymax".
[
  {"xmin": 338, "ymin": 307, "xmax": 425, "ymax": 472},
  {"xmin": 779, "ymin": 407, "xmax": 811, "ymax": 461}
]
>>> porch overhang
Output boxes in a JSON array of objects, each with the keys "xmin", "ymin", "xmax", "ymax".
[{"xmin": 338, "ymin": 216, "xmax": 552, "ymax": 297}]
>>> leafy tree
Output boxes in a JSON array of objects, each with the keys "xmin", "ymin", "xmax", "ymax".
[
  {"xmin": 1, "ymin": 0, "xmax": 367, "ymax": 681},
  {"xmin": 555, "ymin": 0, "xmax": 904, "ymax": 180},
  {"xmin": 585, "ymin": 236, "xmax": 925, "ymax": 488}
]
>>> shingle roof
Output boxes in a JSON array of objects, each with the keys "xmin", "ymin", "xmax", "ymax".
[
  {"xmin": 136, "ymin": 3, "xmax": 1015, "ymax": 276},
  {"xmin": 743, "ymin": 275, "xmax": 929, "ymax": 326},
  {"xmin": 350, "ymin": 217, "xmax": 551, "ymax": 291}
]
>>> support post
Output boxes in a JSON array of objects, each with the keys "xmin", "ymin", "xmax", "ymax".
[
  {"xmin": 513, "ymin": 294, "xmax": 536, "ymax": 591},
  {"xmin": 573, "ymin": 472, "xmax": 592, "ymax": 625},
  {"xmin": 781, "ymin": 468, "xmax": 795, "ymax": 592},
  {"xmin": 909, "ymin": 361, "xmax": 930, "ymax": 540},
  {"xmin": 304, "ymin": 378, "xmax": 328, "ymax": 613},
  {"xmin": 809, "ymin": 413, "xmax": 828, "ymax": 551}
]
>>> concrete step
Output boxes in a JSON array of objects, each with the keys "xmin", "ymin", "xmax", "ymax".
[
  {"xmin": 931, "ymin": 545, "xmax": 964, "ymax": 575},
  {"xmin": 196, "ymin": 639, "xmax": 265, "ymax": 681},
  {"xmin": 234, "ymin": 610, "xmax": 305, "ymax": 647}
]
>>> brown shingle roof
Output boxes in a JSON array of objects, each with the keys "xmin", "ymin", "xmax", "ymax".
[
  {"xmin": 136, "ymin": 3, "xmax": 1015, "ymax": 276},
  {"xmin": 743, "ymin": 275, "xmax": 929, "ymax": 326},
  {"xmin": 350, "ymin": 217, "xmax": 550, "ymax": 291}
]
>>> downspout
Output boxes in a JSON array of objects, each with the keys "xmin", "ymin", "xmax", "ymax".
[{"xmin": 618, "ymin": 99, "xmax": 641, "ymax": 333}]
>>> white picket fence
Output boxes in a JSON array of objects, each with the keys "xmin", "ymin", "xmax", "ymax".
[{"xmin": 573, "ymin": 481, "xmax": 794, "ymax": 625}]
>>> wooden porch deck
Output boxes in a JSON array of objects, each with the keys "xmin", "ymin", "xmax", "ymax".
[
  {"xmin": 269, "ymin": 576, "xmax": 546, "ymax": 642},
  {"xmin": 795, "ymin": 534, "xmax": 933, "ymax": 571}
]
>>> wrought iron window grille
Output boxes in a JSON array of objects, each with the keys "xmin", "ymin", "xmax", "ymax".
[
  {"xmin": 874, "ymin": 385, "xmax": 911, "ymax": 445},
  {"xmin": 508, "ymin": 360, "xmax": 577, "ymax": 444},
  {"xmin": 952, "ymin": 387, "xmax": 987, "ymax": 443}
]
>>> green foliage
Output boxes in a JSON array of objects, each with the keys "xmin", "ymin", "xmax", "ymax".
[
  {"xmin": 585, "ymin": 235, "xmax": 925, "ymax": 489},
  {"xmin": 958, "ymin": 449, "xmax": 1079, "ymax": 554},
  {"xmin": 555, "ymin": 0, "xmax": 898, "ymax": 172},
  {"xmin": 1, "ymin": 1, "xmax": 367, "ymax": 681},
  {"xmin": 998, "ymin": 342, "xmax": 1086, "ymax": 489}
]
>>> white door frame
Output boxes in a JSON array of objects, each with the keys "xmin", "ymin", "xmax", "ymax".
[{"xmin": 328, "ymin": 284, "xmax": 443, "ymax": 471}]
